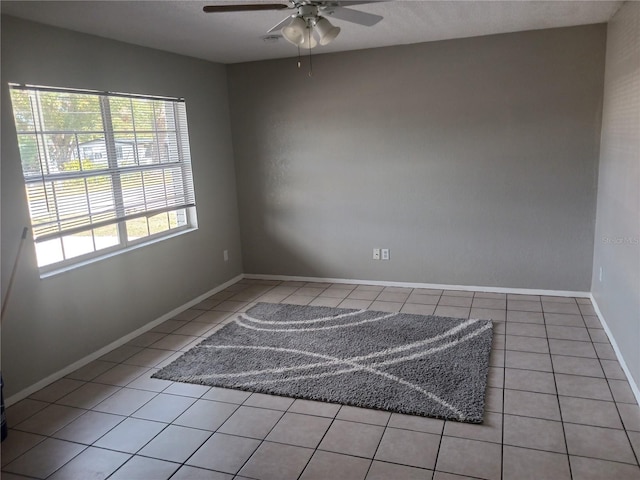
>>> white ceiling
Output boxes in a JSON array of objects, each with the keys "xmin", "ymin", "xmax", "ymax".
[{"xmin": 1, "ymin": 0, "xmax": 621, "ymax": 64}]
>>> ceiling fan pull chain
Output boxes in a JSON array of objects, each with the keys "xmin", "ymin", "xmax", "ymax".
[
  {"xmin": 308, "ymin": 27, "xmax": 313, "ymax": 77},
  {"xmin": 297, "ymin": 44, "xmax": 301, "ymax": 68}
]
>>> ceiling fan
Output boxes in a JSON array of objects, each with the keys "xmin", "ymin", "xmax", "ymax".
[{"xmin": 203, "ymin": 1, "xmax": 384, "ymax": 49}]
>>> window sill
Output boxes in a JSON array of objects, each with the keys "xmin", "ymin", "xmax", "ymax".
[{"xmin": 39, "ymin": 227, "xmax": 197, "ymax": 279}]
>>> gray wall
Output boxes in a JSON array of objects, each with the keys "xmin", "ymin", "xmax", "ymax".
[
  {"xmin": 1, "ymin": 16, "xmax": 243, "ymax": 397},
  {"xmin": 591, "ymin": 2, "xmax": 640, "ymax": 389},
  {"xmin": 228, "ymin": 25, "xmax": 606, "ymax": 291}
]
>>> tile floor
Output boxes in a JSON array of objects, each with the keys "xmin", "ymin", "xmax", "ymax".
[{"xmin": 2, "ymin": 278, "xmax": 640, "ymax": 479}]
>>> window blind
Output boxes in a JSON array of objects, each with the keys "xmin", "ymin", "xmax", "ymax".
[{"xmin": 9, "ymin": 84, "xmax": 197, "ymax": 268}]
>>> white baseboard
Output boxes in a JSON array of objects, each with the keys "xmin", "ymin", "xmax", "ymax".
[
  {"xmin": 244, "ymin": 273, "xmax": 590, "ymax": 298},
  {"xmin": 589, "ymin": 294, "xmax": 640, "ymax": 406},
  {"xmin": 5, "ymin": 274, "xmax": 243, "ymax": 407}
]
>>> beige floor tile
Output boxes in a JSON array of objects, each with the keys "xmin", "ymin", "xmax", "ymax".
[
  {"xmin": 173, "ymin": 399, "xmax": 237, "ymax": 431},
  {"xmin": 471, "ymin": 298, "xmax": 506, "ymax": 310},
  {"xmin": 239, "ymin": 441, "xmax": 314, "ymax": 480},
  {"xmin": 438, "ymin": 296, "xmax": 472, "ymax": 308},
  {"xmin": 443, "ymin": 412, "xmax": 502, "ymax": 443},
  {"xmin": 618, "ymin": 403, "xmax": 640, "ymax": 431},
  {"xmin": 401, "ymin": 303, "xmax": 436, "ymax": 315},
  {"xmin": 92, "ymin": 364, "xmax": 150, "ymax": 387},
  {"xmin": 505, "ymin": 351, "xmax": 553, "ymax": 372},
  {"xmin": 503, "ymin": 414, "xmax": 566, "ymax": 453},
  {"xmin": 469, "ymin": 308, "xmax": 505, "ymax": 321},
  {"xmin": 218, "ymin": 405, "xmax": 283, "ymax": 439},
  {"xmin": 150, "ymin": 334, "xmax": 199, "ymax": 351},
  {"xmin": 369, "ymin": 301, "xmax": 404, "ymax": 312},
  {"xmin": 339, "ymin": 298, "xmax": 373, "ymax": 309},
  {"xmin": 108, "ymin": 456, "xmax": 180, "ymax": 480},
  {"xmin": 123, "ymin": 348, "xmax": 176, "ymax": 368},
  {"xmin": 266, "ymin": 412, "xmax": 332, "ymax": 448},
  {"xmin": 542, "ymin": 301, "xmax": 581, "ymax": 315},
  {"xmin": 162, "ymin": 382, "xmax": 210, "ymax": 398},
  {"xmin": 47, "ymin": 446, "xmax": 130, "ymax": 480},
  {"xmin": 549, "ymin": 339, "xmax": 597, "ymax": 357},
  {"xmin": 310, "ymin": 296, "xmax": 343, "ymax": 307},
  {"xmin": 171, "ymin": 465, "xmax": 233, "ymax": 479},
  {"xmin": 93, "ymin": 388, "xmax": 157, "ymax": 416},
  {"xmin": 544, "ymin": 313, "xmax": 585, "ymax": 327},
  {"xmin": 546, "ymin": 325, "xmax": 590, "ymax": 341},
  {"xmin": 139, "ymin": 424, "xmax": 211, "ymax": 463},
  {"xmin": 502, "ymin": 445, "xmax": 570, "ymax": 480},
  {"xmin": 506, "ymin": 310, "xmax": 544, "ymax": 324},
  {"xmin": 374, "ymin": 428, "xmax": 440, "ymax": 469},
  {"xmin": 441, "ymin": 290, "xmax": 473, "ymax": 297},
  {"xmin": 588, "ymin": 328, "xmax": 610, "ymax": 343},
  {"xmin": 126, "ymin": 371, "xmax": 174, "ymax": 392},
  {"xmin": 287, "ymin": 399, "xmax": 341, "ymax": 418},
  {"xmin": 559, "ymin": 396, "xmax": 623, "ymax": 428},
  {"xmin": 554, "ymin": 374, "xmax": 613, "ymax": 401},
  {"xmin": 507, "ymin": 300, "xmax": 542, "ymax": 312},
  {"xmin": 434, "ymin": 306, "xmax": 470, "ymax": 318},
  {"xmin": 336, "ymin": 405, "xmax": 391, "ymax": 426},
  {"xmin": 100, "ymin": 345, "xmax": 144, "ymax": 363},
  {"xmin": 93, "ymin": 417, "xmax": 167, "ymax": 453},
  {"xmin": 56, "ymin": 382, "xmax": 121, "ymax": 409},
  {"xmin": 52, "ymin": 410, "xmax": 124, "ymax": 444},
  {"xmin": 1, "ymin": 430, "xmax": 46, "ymax": 467},
  {"xmin": 127, "ymin": 331, "xmax": 168, "ymax": 348},
  {"xmin": 435, "ymin": 436, "xmax": 501, "ymax": 480},
  {"xmin": 300, "ymin": 450, "xmax": 371, "ymax": 480},
  {"xmin": 504, "ymin": 390, "xmax": 561, "ymax": 420},
  {"xmin": 551, "ymin": 355, "xmax": 604, "ymax": 377},
  {"xmin": 6, "ymin": 399, "xmax": 50, "ymax": 426},
  {"xmin": 506, "ymin": 323, "xmax": 546, "ymax": 338},
  {"xmin": 505, "ymin": 335, "xmax": 549, "ymax": 353},
  {"xmin": 244, "ymin": 392, "xmax": 295, "ymax": 410},
  {"xmin": 564, "ymin": 423, "xmax": 637, "ymax": 464},
  {"xmin": 131, "ymin": 393, "xmax": 196, "ymax": 423},
  {"xmin": 187, "ymin": 433, "xmax": 261, "ymax": 474},
  {"xmin": 348, "ymin": 290, "xmax": 380, "ymax": 301},
  {"xmin": 28, "ymin": 378, "xmax": 85, "ymax": 403},
  {"xmin": 609, "ymin": 378, "xmax": 638, "ymax": 403},
  {"xmin": 569, "ymin": 456, "xmax": 640, "ymax": 480},
  {"xmin": 14, "ymin": 404, "xmax": 87, "ymax": 436},
  {"xmin": 366, "ymin": 460, "xmax": 431, "ymax": 480},
  {"xmin": 504, "ymin": 368, "xmax": 557, "ymax": 394},
  {"xmin": 376, "ymin": 292, "xmax": 409, "ymax": 303},
  {"xmin": 202, "ymin": 386, "xmax": 252, "ymax": 404},
  {"xmin": 319, "ymin": 420, "xmax": 384, "ymax": 458},
  {"xmin": 66, "ymin": 360, "xmax": 117, "ymax": 381},
  {"xmin": 387, "ymin": 413, "xmax": 444, "ymax": 434},
  {"xmin": 3, "ymin": 438, "xmax": 86, "ymax": 478},
  {"xmin": 406, "ymin": 293, "xmax": 440, "ymax": 305},
  {"xmin": 600, "ymin": 359, "xmax": 626, "ymax": 380}
]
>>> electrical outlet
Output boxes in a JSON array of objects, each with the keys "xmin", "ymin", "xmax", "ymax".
[
  {"xmin": 381, "ymin": 248, "xmax": 390, "ymax": 260},
  {"xmin": 223, "ymin": 249, "xmax": 229, "ymax": 262},
  {"xmin": 373, "ymin": 248, "xmax": 380, "ymax": 260}
]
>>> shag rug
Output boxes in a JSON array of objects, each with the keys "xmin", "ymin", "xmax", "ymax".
[{"xmin": 153, "ymin": 302, "xmax": 493, "ymax": 423}]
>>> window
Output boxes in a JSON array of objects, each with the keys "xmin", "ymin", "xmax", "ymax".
[{"xmin": 9, "ymin": 84, "xmax": 197, "ymax": 272}]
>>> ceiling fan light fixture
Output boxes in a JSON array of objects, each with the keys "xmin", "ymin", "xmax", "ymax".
[
  {"xmin": 299, "ymin": 26, "xmax": 318, "ymax": 49},
  {"xmin": 314, "ymin": 16, "xmax": 340, "ymax": 46},
  {"xmin": 282, "ymin": 16, "xmax": 307, "ymax": 45}
]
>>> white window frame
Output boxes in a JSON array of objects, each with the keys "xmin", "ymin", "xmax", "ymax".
[{"xmin": 9, "ymin": 84, "xmax": 198, "ymax": 275}]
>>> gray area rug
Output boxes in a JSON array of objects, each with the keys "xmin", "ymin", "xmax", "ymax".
[{"xmin": 153, "ymin": 303, "xmax": 493, "ymax": 423}]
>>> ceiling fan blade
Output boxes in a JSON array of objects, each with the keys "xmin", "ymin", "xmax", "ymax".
[
  {"xmin": 203, "ymin": 4, "xmax": 290, "ymax": 13},
  {"xmin": 323, "ymin": 6, "xmax": 383, "ymax": 26},
  {"xmin": 267, "ymin": 15, "xmax": 294, "ymax": 34}
]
